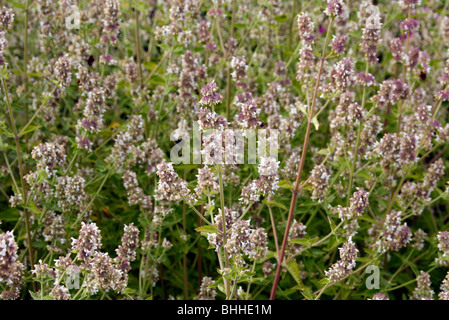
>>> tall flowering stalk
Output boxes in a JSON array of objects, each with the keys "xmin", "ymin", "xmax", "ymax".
[{"xmin": 270, "ymin": 4, "xmax": 337, "ymax": 300}]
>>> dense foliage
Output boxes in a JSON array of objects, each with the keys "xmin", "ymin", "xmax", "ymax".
[{"xmin": 0, "ymin": 0, "xmax": 449, "ymax": 300}]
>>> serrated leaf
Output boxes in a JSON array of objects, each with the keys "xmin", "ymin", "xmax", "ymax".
[
  {"xmin": 25, "ymin": 201, "xmax": 41, "ymax": 215},
  {"xmin": 301, "ymin": 290, "xmax": 315, "ymax": 300},
  {"xmin": 29, "ymin": 290, "xmax": 41, "ymax": 300},
  {"xmin": 285, "ymin": 260, "xmax": 304, "ymax": 287}
]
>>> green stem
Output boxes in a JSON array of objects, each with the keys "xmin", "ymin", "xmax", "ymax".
[
  {"xmin": 218, "ymin": 167, "xmax": 231, "ymax": 299},
  {"xmin": 1, "ymin": 78, "xmax": 36, "ymax": 282}
]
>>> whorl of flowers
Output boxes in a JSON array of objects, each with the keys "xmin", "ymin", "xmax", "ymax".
[
  {"xmin": 199, "ymin": 81, "xmax": 223, "ymax": 107},
  {"xmin": 225, "ymin": 219, "xmax": 268, "ymax": 260},
  {"xmin": 331, "ymin": 188, "xmax": 369, "ymax": 238},
  {"xmin": 236, "ymin": 98, "xmax": 261, "ymax": 129},
  {"xmin": 31, "ymin": 142, "xmax": 67, "ymax": 177},
  {"xmin": 43, "ymin": 211, "xmax": 66, "ymax": 245},
  {"xmin": 230, "ymin": 55, "xmax": 248, "ymax": 87},
  {"xmin": 0, "ymin": 231, "xmax": 23, "ymax": 290},
  {"xmin": 156, "ymin": 162, "xmax": 195, "ymax": 204},
  {"xmin": 106, "ymin": 115, "xmax": 145, "ymax": 168},
  {"xmin": 412, "ymin": 229, "xmax": 427, "ymax": 250},
  {"xmin": 198, "ymin": 276, "xmax": 216, "ymax": 300},
  {"xmin": 361, "ymin": 5, "xmax": 382, "ymax": 63},
  {"xmin": 373, "ymin": 133, "xmax": 418, "ymax": 174},
  {"xmin": 439, "ymin": 272, "xmax": 449, "ymax": 300},
  {"xmin": 390, "ymin": 38, "xmax": 405, "ymax": 62},
  {"xmin": 0, "ymin": 6, "xmax": 14, "ymax": 68},
  {"xmin": 297, "ymin": 12, "xmax": 315, "ymax": 43},
  {"xmin": 49, "ymin": 284, "xmax": 70, "ymax": 300},
  {"xmin": 79, "ymin": 87, "xmax": 106, "ymax": 133},
  {"xmin": 201, "ymin": 131, "xmax": 224, "ymax": 165},
  {"xmin": 32, "ymin": 260, "xmax": 56, "ymax": 279},
  {"xmin": 102, "ymin": 0, "xmax": 121, "ymax": 44},
  {"xmin": 330, "ymin": 35, "xmax": 347, "ymax": 55},
  {"xmin": 197, "ymin": 107, "xmax": 228, "ymax": 131},
  {"xmin": 378, "ymin": 210, "xmax": 412, "ymax": 252},
  {"xmin": 55, "ymin": 174, "xmax": 89, "ymax": 213},
  {"xmin": 371, "ymin": 79, "xmax": 409, "ymax": 109},
  {"xmin": 325, "ymin": 239, "xmax": 358, "ymax": 282},
  {"xmin": 256, "ymin": 157, "xmax": 280, "ymax": 195},
  {"xmin": 54, "ymin": 54, "xmax": 72, "ymax": 87},
  {"xmin": 195, "ymin": 165, "xmax": 219, "ymax": 197},
  {"xmin": 240, "ymin": 180, "xmax": 260, "ymax": 205},
  {"xmin": 330, "ymin": 58, "xmax": 354, "ymax": 92},
  {"xmin": 370, "ymin": 293, "xmax": 389, "ymax": 300},
  {"xmin": 0, "ymin": 7, "xmax": 14, "ymax": 30},
  {"xmin": 124, "ymin": 57, "xmax": 138, "ymax": 83},
  {"xmin": 84, "ymin": 252, "xmax": 126, "ymax": 295},
  {"xmin": 71, "ymin": 222, "xmax": 102, "ymax": 262},
  {"xmin": 411, "ymin": 271, "xmax": 434, "ymax": 300},
  {"xmin": 310, "ymin": 164, "xmax": 330, "ymax": 201},
  {"xmin": 123, "ymin": 170, "xmax": 153, "ymax": 209},
  {"xmin": 436, "ymin": 231, "xmax": 449, "ymax": 266},
  {"xmin": 400, "ymin": 19, "xmax": 419, "ymax": 34},
  {"xmin": 207, "ymin": 207, "xmax": 238, "ymax": 250},
  {"xmin": 437, "ymin": 231, "xmax": 449, "ymax": 256},
  {"xmin": 324, "ymin": 0, "xmax": 345, "ymax": 17},
  {"xmin": 115, "ymin": 223, "xmax": 140, "ymax": 274},
  {"xmin": 296, "ymin": 43, "xmax": 315, "ymax": 82},
  {"xmin": 399, "ymin": 0, "xmax": 421, "ymax": 10}
]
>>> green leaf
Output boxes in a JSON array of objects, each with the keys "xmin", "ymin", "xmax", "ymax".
[
  {"xmin": 277, "ymin": 179, "xmax": 294, "ymax": 190},
  {"xmin": 233, "ymin": 23, "xmax": 247, "ymax": 29},
  {"xmin": 290, "ymin": 238, "xmax": 309, "ymax": 245},
  {"xmin": 158, "ymin": 44, "xmax": 171, "ymax": 52},
  {"xmin": 24, "ymin": 201, "xmax": 41, "ymax": 215},
  {"xmin": 274, "ymin": 14, "xmax": 288, "ymax": 23},
  {"xmin": 148, "ymin": 74, "xmax": 166, "ymax": 85},
  {"xmin": 125, "ymin": 288, "xmax": 136, "ymax": 295},
  {"xmin": 5, "ymin": 0, "xmax": 25, "ymax": 9},
  {"xmin": 19, "ymin": 125, "xmax": 40, "ymax": 137},
  {"xmin": 312, "ymin": 116, "xmax": 320, "ymax": 130},
  {"xmin": 195, "ymin": 225, "xmax": 219, "ymax": 234},
  {"xmin": 290, "ymin": 236, "xmax": 319, "ymax": 246},
  {"xmin": 285, "ymin": 260, "xmax": 304, "ymax": 287},
  {"xmin": 0, "ymin": 208, "xmax": 20, "ymax": 222},
  {"xmin": 0, "ymin": 121, "xmax": 13, "ymax": 137},
  {"xmin": 29, "ymin": 290, "xmax": 41, "ymax": 300},
  {"xmin": 317, "ymin": 148, "xmax": 330, "ymax": 156},
  {"xmin": 263, "ymin": 199, "xmax": 287, "ymax": 211},
  {"xmin": 297, "ymin": 104, "xmax": 308, "ymax": 117},
  {"xmin": 301, "ymin": 290, "xmax": 315, "ymax": 300},
  {"xmin": 32, "ymin": 241, "xmax": 47, "ymax": 248}
]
